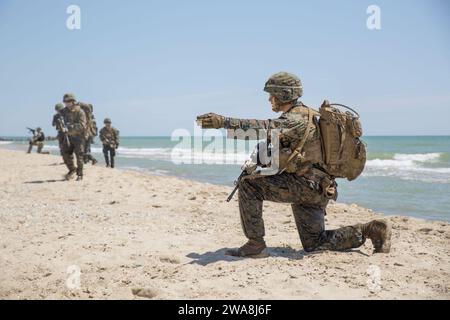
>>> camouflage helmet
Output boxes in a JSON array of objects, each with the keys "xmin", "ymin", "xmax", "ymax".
[
  {"xmin": 55, "ymin": 103, "xmax": 64, "ymax": 111},
  {"xmin": 63, "ymin": 93, "xmax": 76, "ymax": 103},
  {"xmin": 263, "ymin": 72, "xmax": 303, "ymax": 103},
  {"xmin": 104, "ymin": 118, "xmax": 112, "ymax": 124}
]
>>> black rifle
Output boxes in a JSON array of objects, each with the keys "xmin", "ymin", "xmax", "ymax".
[
  {"xmin": 103, "ymin": 138, "xmax": 115, "ymax": 149},
  {"xmin": 54, "ymin": 116, "xmax": 71, "ymax": 149},
  {"xmin": 26, "ymin": 127, "xmax": 38, "ymax": 144},
  {"xmin": 226, "ymin": 171, "xmax": 247, "ymax": 202}
]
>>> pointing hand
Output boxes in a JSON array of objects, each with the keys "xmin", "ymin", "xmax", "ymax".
[{"xmin": 196, "ymin": 113, "xmax": 225, "ymax": 129}]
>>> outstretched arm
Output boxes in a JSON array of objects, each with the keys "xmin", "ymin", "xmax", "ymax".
[
  {"xmin": 224, "ymin": 117, "xmax": 272, "ymax": 130},
  {"xmin": 197, "ymin": 113, "xmax": 278, "ymax": 130},
  {"xmin": 196, "ymin": 112, "xmax": 302, "ymax": 131}
]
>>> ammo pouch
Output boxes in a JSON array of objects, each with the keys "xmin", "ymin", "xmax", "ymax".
[{"xmin": 303, "ymin": 168, "xmax": 338, "ymax": 201}]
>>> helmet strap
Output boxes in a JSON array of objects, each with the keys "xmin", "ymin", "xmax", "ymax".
[{"xmin": 274, "ymin": 99, "xmax": 296, "ymax": 112}]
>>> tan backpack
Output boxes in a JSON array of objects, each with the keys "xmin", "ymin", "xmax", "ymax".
[
  {"xmin": 318, "ymin": 101, "xmax": 366, "ymax": 181},
  {"xmin": 280, "ymin": 100, "xmax": 366, "ymax": 181},
  {"xmin": 79, "ymin": 102, "xmax": 98, "ymax": 137}
]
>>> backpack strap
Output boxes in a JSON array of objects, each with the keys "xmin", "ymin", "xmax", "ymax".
[{"xmin": 279, "ymin": 107, "xmax": 317, "ymax": 174}]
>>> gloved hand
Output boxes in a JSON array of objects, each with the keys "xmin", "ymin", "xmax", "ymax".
[
  {"xmin": 196, "ymin": 113, "xmax": 225, "ymax": 129},
  {"xmin": 241, "ymin": 160, "xmax": 257, "ymax": 175}
]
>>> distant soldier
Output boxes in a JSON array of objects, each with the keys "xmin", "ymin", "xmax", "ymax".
[
  {"xmin": 99, "ymin": 118, "xmax": 120, "ymax": 168},
  {"xmin": 61, "ymin": 93, "xmax": 87, "ymax": 181},
  {"xmin": 27, "ymin": 127, "xmax": 47, "ymax": 154},
  {"xmin": 52, "ymin": 103, "xmax": 67, "ymax": 158},
  {"xmin": 79, "ymin": 102, "xmax": 98, "ymax": 165}
]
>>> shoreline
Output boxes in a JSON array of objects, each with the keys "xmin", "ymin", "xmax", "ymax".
[
  {"xmin": 0, "ymin": 148, "xmax": 449, "ymax": 299},
  {"xmin": 4, "ymin": 142, "xmax": 448, "ymax": 224}
]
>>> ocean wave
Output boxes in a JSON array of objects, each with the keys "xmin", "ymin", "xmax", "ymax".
[
  {"xmin": 393, "ymin": 152, "xmax": 442, "ymax": 162},
  {"xmin": 366, "ymin": 153, "xmax": 445, "ymax": 168},
  {"xmin": 113, "ymin": 147, "xmax": 249, "ymax": 164},
  {"xmin": 44, "ymin": 145, "xmax": 250, "ymax": 164},
  {"xmin": 364, "ymin": 153, "xmax": 450, "ymax": 183},
  {"xmin": 0, "ymin": 141, "xmax": 13, "ymax": 145}
]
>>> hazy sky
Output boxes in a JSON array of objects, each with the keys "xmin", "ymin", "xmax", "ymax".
[{"xmin": 0, "ymin": 0, "xmax": 449, "ymax": 136}]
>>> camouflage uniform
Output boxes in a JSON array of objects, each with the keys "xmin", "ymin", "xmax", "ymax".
[
  {"xmin": 198, "ymin": 72, "xmax": 391, "ymax": 255},
  {"xmin": 27, "ymin": 129, "xmax": 45, "ymax": 154},
  {"xmin": 79, "ymin": 103, "xmax": 98, "ymax": 165},
  {"xmin": 61, "ymin": 105, "xmax": 86, "ymax": 177},
  {"xmin": 52, "ymin": 105, "xmax": 66, "ymax": 157},
  {"xmin": 99, "ymin": 124, "xmax": 119, "ymax": 168},
  {"xmin": 225, "ymin": 105, "xmax": 366, "ymax": 252}
]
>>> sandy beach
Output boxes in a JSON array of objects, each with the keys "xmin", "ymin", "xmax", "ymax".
[{"xmin": 0, "ymin": 148, "xmax": 449, "ymax": 299}]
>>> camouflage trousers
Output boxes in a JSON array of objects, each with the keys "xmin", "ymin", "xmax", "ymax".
[
  {"xmin": 27, "ymin": 141, "xmax": 44, "ymax": 153},
  {"xmin": 83, "ymin": 136, "xmax": 97, "ymax": 164},
  {"xmin": 103, "ymin": 145, "xmax": 116, "ymax": 168},
  {"xmin": 62, "ymin": 136, "xmax": 85, "ymax": 176},
  {"xmin": 238, "ymin": 172, "xmax": 366, "ymax": 252},
  {"xmin": 56, "ymin": 132, "xmax": 66, "ymax": 157}
]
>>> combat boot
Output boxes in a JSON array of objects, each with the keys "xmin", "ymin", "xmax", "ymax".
[
  {"xmin": 225, "ymin": 239, "xmax": 267, "ymax": 257},
  {"xmin": 361, "ymin": 219, "xmax": 392, "ymax": 253},
  {"xmin": 65, "ymin": 170, "xmax": 76, "ymax": 180},
  {"xmin": 76, "ymin": 175, "xmax": 83, "ymax": 181}
]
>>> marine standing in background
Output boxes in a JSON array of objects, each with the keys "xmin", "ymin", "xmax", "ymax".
[
  {"xmin": 61, "ymin": 93, "xmax": 87, "ymax": 181},
  {"xmin": 99, "ymin": 118, "xmax": 120, "ymax": 168},
  {"xmin": 79, "ymin": 102, "xmax": 98, "ymax": 165},
  {"xmin": 27, "ymin": 127, "xmax": 47, "ymax": 154},
  {"xmin": 197, "ymin": 72, "xmax": 392, "ymax": 257},
  {"xmin": 52, "ymin": 103, "xmax": 67, "ymax": 160}
]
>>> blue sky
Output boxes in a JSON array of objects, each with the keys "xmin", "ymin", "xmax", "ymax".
[{"xmin": 0, "ymin": 0, "xmax": 449, "ymax": 136}]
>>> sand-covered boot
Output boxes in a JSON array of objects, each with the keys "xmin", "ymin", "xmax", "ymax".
[
  {"xmin": 225, "ymin": 239, "xmax": 267, "ymax": 257},
  {"xmin": 362, "ymin": 219, "xmax": 392, "ymax": 253},
  {"xmin": 65, "ymin": 170, "xmax": 76, "ymax": 181}
]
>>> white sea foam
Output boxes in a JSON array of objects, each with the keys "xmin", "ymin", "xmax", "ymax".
[
  {"xmin": 393, "ymin": 153, "xmax": 442, "ymax": 162},
  {"xmin": 112, "ymin": 147, "xmax": 250, "ymax": 164},
  {"xmin": 366, "ymin": 153, "xmax": 444, "ymax": 169},
  {"xmin": 0, "ymin": 141, "xmax": 13, "ymax": 145},
  {"xmin": 364, "ymin": 153, "xmax": 450, "ymax": 183},
  {"xmin": 40, "ymin": 144, "xmax": 249, "ymax": 164}
]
